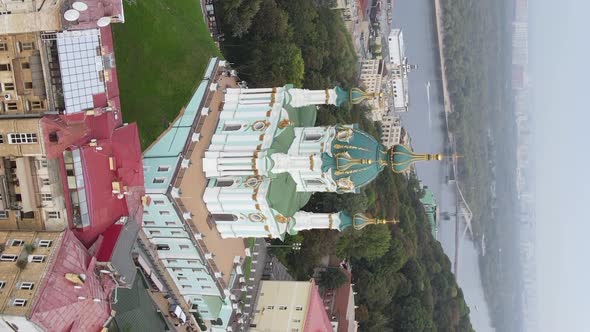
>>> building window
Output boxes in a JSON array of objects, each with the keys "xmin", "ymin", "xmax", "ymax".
[
  {"xmin": 165, "ymin": 221, "xmax": 175, "ymax": 226},
  {"xmin": 5, "ymin": 102, "xmax": 17, "ymax": 111},
  {"xmin": 182, "ymin": 285, "xmax": 192, "ymax": 289},
  {"xmin": 0, "ymin": 255, "xmax": 17, "ymax": 262},
  {"xmin": 3, "ymin": 82, "xmax": 14, "ymax": 91},
  {"xmin": 159, "ymin": 211, "xmax": 171, "ymax": 216},
  {"xmin": 0, "ymin": 135, "xmax": 3, "ymax": 143},
  {"xmin": 0, "ymin": 281, "xmax": 5, "ymax": 288},
  {"xmin": 46, "ymin": 211, "xmax": 60, "ymax": 219},
  {"xmin": 295, "ymin": 306, "xmax": 303, "ymax": 311},
  {"xmin": 19, "ymin": 42, "xmax": 35, "ymax": 51},
  {"xmin": 11, "ymin": 239, "xmax": 24, "ymax": 246},
  {"xmin": 186, "ymin": 260, "xmax": 198, "ymax": 265},
  {"xmin": 279, "ymin": 305, "xmax": 287, "ymax": 310},
  {"xmin": 0, "ymin": 210, "xmax": 8, "ymax": 219},
  {"xmin": 266, "ymin": 305, "xmax": 274, "ymax": 310},
  {"xmin": 149, "ymin": 230, "xmax": 161, "ymax": 235},
  {"xmin": 31, "ymin": 101, "xmax": 43, "ymax": 110},
  {"xmin": 167, "ymin": 259, "xmax": 178, "ymax": 264},
  {"xmin": 144, "ymin": 220, "xmax": 155, "ymax": 226},
  {"xmin": 171, "ymin": 231, "xmax": 181, "ymax": 235},
  {"xmin": 19, "ymin": 282, "xmax": 34, "ymax": 290},
  {"xmin": 303, "ymin": 132, "xmax": 322, "ymax": 142},
  {"xmin": 30, "ymin": 255, "xmax": 45, "ymax": 263},
  {"xmin": 215, "ymin": 179, "xmax": 235, "ymax": 187},
  {"xmin": 42, "ymin": 178, "xmax": 50, "ymax": 186},
  {"xmin": 196, "ymin": 277, "xmax": 207, "ymax": 282},
  {"xmin": 192, "ymin": 268, "xmax": 205, "ymax": 273},
  {"xmin": 153, "ymin": 177, "xmax": 166, "ymax": 184},
  {"xmin": 157, "ymin": 166, "xmax": 170, "ymax": 172},
  {"xmin": 156, "ymin": 244, "xmax": 170, "ymax": 251},
  {"xmin": 211, "ymin": 214, "xmax": 238, "ymax": 222},
  {"xmin": 13, "ymin": 299, "xmax": 27, "ymax": 307},
  {"xmin": 201, "ymin": 285, "xmax": 211, "ymax": 289},
  {"xmin": 41, "ymin": 193, "xmax": 52, "ymax": 202},
  {"xmin": 21, "ymin": 62, "xmax": 30, "ymax": 69},
  {"xmin": 24, "ymin": 82, "xmax": 33, "ymax": 89},
  {"xmin": 0, "ymin": 63, "xmax": 11, "ymax": 71},
  {"xmin": 38, "ymin": 240, "xmax": 52, "ymax": 248},
  {"xmin": 304, "ymin": 179, "xmax": 324, "ymax": 187},
  {"xmin": 8, "ymin": 133, "xmax": 38, "ymax": 144},
  {"xmin": 153, "ymin": 200, "xmax": 165, "ymax": 205},
  {"xmin": 177, "ymin": 276, "xmax": 187, "ymax": 281},
  {"xmin": 0, "ymin": 43, "xmax": 7, "ymax": 51},
  {"xmin": 179, "ymin": 244, "xmax": 189, "ymax": 250},
  {"xmin": 222, "ymin": 123, "xmax": 242, "ymax": 131}
]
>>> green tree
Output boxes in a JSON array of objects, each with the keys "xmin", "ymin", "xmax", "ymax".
[
  {"xmin": 396, "ymin": 297, "xmax": 435, "ymax": 332},
  {"xmin": 336, "ymin": 224, "xmax": 391, "ymax": 261},
  {"xmin": 317, "ymin": 268, "xmax": 348, "ymax": 290}
]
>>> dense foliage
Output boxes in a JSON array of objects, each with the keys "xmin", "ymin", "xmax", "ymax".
[
  {"xmin": 269, "ymin": 107, "xmax": 473, "ymax": 332},
  {"xmin": 440, "ymin": 0, "xmax": 520, "ymax": 331},
  {"xmin": 218, "ymin": 2, "xmax": 473, "ymax": 330},
  {"xmin": 218, "ymin": 0, "xmax": 358, "ymax": 88}
]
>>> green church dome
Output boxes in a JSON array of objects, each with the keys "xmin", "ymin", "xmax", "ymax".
[
  {"xmin": 321, "ymin": 125, "xmax": 390, "ymax": 192},
  {"xmin": 321, "ymin": 126, "xmax": 443, "ymax": 191},
  {"xmin": 338, "ymin": 212, "xmax": 398, "ymax": 231}
]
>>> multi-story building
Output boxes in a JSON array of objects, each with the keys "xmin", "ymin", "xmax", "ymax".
[
  {"xmin": 142, "ymin": 58, "xmax": 247, "ymax": 330},
  {"xmin": 359, "ymin": 59, "xmax": 385, "ymax": 120},
  {"xmin": 380, "ymin": 114, "xmax": 402, "ymax": 147},
  {"xmin": 318, "ymin": 266, "xmax": 359, "ymax": 332},
  {"xmin": 250, "ymin": 280, "xmax": 333, "ymax": 332},
  {"xmin": 0, "ymin": 230, "xmax": 118, "ymax": 331},
  {"xmin": 0, "ymin": 33, "xmax": 49, "ymax": 116},
  {"xmin": 0, "ymin": 117, "xmax": 68, "ymax": 231},
  {"xmin": 387, "ymin": 29, "xmax": 415, "ymax": 113},
  {"xmin": 0, "ymin": 0, "xmax": 124, "ymax": 35}
]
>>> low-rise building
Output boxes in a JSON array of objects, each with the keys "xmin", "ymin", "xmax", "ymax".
[
  {"xmin": 142, "ymin": 58, "xmax": 246, "ymax": 330},
  {"xmin": 359, "ymin": 59, "xmax": 385, "ymax": 120},
  {"xmin": 387, "ymin": 29, "xmax": 415, "ymax": 113},
  {"xmin": 0, "ymin": 230, "xmax": 117, "ymax": 331},
  {"xmin": 380, "ymin": 114, "xmax": 402, "ymax": 147},
  {"xmin": 318, "ymin": 266, "xmax": 358, "ymax": 332},
  {"xmin": 250, "ymin": 280, "xmax": 333, "ymax": 332}
]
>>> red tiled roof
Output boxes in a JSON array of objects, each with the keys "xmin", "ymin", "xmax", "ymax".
[
  {"xmin": 65, "ymin": 0, "xmax": 125, "ymax": 31},
  {"xmin": 72, "ymin": 122, "xmax": 144, "ymax": 246},
  {"xmin": 333, "ymin": 269, "xmax": 354, "ymax": 332},
  {"xmin": 304, "ymin": 280, "xmax": 334, "ymax": 332},
  {"xmin": 40, "ymin": 111, "xmax": 143, "ymax": 248},
  {"xmin": 30, "ymin": 230, "xmax": 115, "ymax": 332}
]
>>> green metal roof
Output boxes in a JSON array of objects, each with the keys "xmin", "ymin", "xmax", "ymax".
[
  {"xmin": 202, "ymin": 295, "xmax": 224, "ymax": 320},
  {"xmin": 266, "ymin": 173, "xmax": 312, "ymax": 218},
  {"xmin": 419, "ymin": 187, "xmax": 438, "ymax": 237},
  {"xmin": 269, "ymin": 125, "xmax": 295, "ymax": 154},
  {"xmin": 111, "ymin": 270, "xmax": 169, "ymax": 332},
  {"xmin": 286, "ymin": 104, "xmax": 317, "ymax": 127}
]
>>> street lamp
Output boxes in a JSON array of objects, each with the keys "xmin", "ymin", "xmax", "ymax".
[{"xmin": 265, "ymin": 242, "xmax": 302, "ymax": 251}]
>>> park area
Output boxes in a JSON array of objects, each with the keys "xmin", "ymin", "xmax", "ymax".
[{"xmin": 113, "ymin": 0, "xmax": 220, "ymax": 147}]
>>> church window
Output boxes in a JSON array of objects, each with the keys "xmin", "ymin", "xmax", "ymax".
[
  {"xmin": 212, "ymin": 213, "xmax": 238, "ymax": 222},
  {"xmin": 305, "ymin": 179, "xmax": 324, "ymax": 187},
  {"xmin": 215, "ymin": 178, "xmax": 235, "ymax": 187},
  {"xmin": 303, "ymin": 132, "xmax": 322, "ymax": 142},
  {"xmin": 223, "ymin": 123, "xmax": 242, "ymax": 131}
]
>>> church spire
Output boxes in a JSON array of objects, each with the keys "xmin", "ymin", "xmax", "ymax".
[{"xmin": 389, "ymin": 144, "xmax": 443, "ymax": 173}]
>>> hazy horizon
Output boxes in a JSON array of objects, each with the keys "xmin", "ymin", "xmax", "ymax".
[{"xmin": 532, "ymin": 1, "xmax": 590, "ymax": 331}]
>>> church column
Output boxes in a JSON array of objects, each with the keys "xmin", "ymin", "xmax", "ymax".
[{"xmin": 291, "ymin": 211, "xmax": 343, "ymax": 231}]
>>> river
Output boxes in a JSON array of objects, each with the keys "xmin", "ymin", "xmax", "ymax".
[{"xmin": 388, "ymin": 0, "xmax": 495, "ymax": 330}]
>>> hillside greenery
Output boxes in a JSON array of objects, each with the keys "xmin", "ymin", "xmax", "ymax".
[
  {"xmin": 113, "ymin": 0, "xmax": 220, "ymax": 148},
  {"xmin": 217, "ymin": 0, "xmax": 358, "ymax": 89},
  {"xmin": 440, "ymin": 0, "xmax": 520, "ymax": 331},
  {"xmin": 218, "ymin": 1, "xmax": 473, "ymax": 330}
]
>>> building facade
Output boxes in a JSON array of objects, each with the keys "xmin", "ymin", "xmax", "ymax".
[
  {"xmin": 201, "ymin": 82, "xmax": 439, "ymax": 240},
  {"xmin": 380, "ymin": 114, "xmax": 402, "ymax": 148},
  {"xmin": 359, "ymin": 59, "xmax": 385, "ymax": 120},
  {"xmin": 142, "ymin": 58, "xmax": 246, "ymax": 330},
  {"xmin": 250, "ymin": 280, "xmax": 333, "ymax": 332},
  {"xmin": 387, "ymin": 29, "xmax": 415, "ymax": 113}
]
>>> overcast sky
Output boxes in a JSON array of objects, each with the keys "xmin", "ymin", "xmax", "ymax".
[{"xmin": 531, "ymin": 1, "xmax": 590, "ymax": 331}]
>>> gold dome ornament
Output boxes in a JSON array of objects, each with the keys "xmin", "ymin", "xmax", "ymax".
[
  {"xmin": 278, "ymin": 119, "xmax": 290, "ymax": 129},
  {"xmin": 337, "ymin": 177, "xmax": 355, "ymax": 191},
  {"xmin": 275, "ymin": 214, "xmax": 290, "ymax": 223}
]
